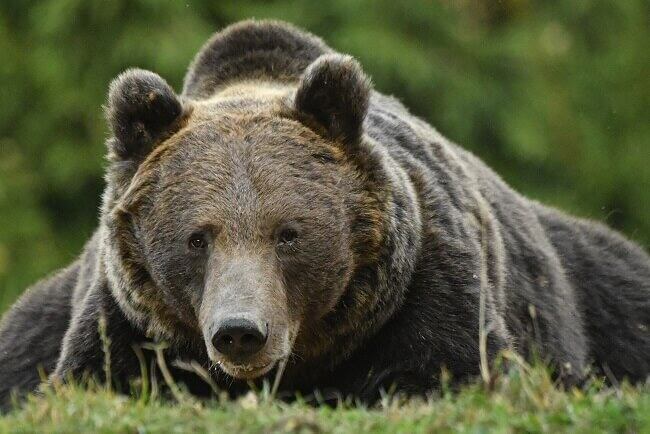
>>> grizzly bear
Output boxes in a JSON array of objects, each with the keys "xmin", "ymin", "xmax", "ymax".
[{"xmin": 1, "ymin": 20, "xmax": 649, "ymax": 409}]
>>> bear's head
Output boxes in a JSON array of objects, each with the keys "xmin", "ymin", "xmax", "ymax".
[
  {"xmin": 99, "ymin": 53, "xmax": 401, "ymax": 380},
  {"xmin": 98, "ymin": 54, "xmax": 385, "ymax": 378}
]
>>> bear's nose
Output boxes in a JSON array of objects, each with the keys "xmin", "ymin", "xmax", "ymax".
[{"xmin": 212, "ymin": 318, "xmax": 268, "ymax": 358}]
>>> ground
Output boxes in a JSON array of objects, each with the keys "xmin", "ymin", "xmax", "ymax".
[{"xmin": 1, "ymin": 356, "xmax": 647, "ymax": 433}]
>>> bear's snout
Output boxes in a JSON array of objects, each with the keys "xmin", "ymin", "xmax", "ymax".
[
  {"xmin": 212, "ymin": 317, "xmax": 268, "ymax": 360},
  {"xmin": 198, "ymin": 253, "xmax": 293, "ymax": 379}
]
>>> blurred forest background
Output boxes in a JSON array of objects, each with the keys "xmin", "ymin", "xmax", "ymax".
[{"xmin": 0, "ymin": 1, "xmax": 648, "ymax": 313}]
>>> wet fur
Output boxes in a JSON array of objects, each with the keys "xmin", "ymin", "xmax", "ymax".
[{"xmin": 1, "ymin": 20, "xmax": 649, "ymax": 410}]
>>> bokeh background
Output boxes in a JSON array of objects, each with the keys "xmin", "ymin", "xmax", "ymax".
[{"xmin": 0, "ymin": 1, "xmax": 648, "ymax": 313}]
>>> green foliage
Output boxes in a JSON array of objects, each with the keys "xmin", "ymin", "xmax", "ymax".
[{"xmin": 1, "ymin": 1, "xmax": 649, "ymax": 312}]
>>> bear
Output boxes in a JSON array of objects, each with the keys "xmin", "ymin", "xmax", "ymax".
[{"xmin": 1, "ymin": 20, "xmax": 649, "ymax": 410}]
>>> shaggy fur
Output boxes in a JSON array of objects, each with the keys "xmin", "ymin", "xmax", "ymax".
[{"xmin": 1, "ymin": 20, "xmax": 648, "ymax": 410}]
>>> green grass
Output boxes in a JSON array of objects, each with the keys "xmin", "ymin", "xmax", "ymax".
[{"xmin": 1, "ymin": 361, "xmax": 647, "ymax": 434}]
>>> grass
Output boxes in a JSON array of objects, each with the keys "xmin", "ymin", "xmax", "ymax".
[{"xmin": 0, "ymin": 359, "xmax": 647, "ymax": 434}]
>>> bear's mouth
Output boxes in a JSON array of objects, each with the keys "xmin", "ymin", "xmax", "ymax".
[{"xmin": 218, "ymin": 358, "xmax": 276, "ymax": 379}]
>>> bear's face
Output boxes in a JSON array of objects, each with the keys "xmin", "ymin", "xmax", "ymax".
[
  {"xmin": 102, "ymin": 56, "xmax": 381, "ymax": 379},
  {"xmin": 125, "ymin": 115, "xmax": 358, "ymax": 378}
]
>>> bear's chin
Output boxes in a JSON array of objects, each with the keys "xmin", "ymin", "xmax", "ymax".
[{"xmin": 217, "ymin": 358, "xmax": 277, "ymax": 380}]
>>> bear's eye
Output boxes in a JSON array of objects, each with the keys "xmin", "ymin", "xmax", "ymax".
[
  {"xmin": 277, "ymin": 227, "xmax": 299, "ymax": 246},
  {"xmin": 188, "ymin": 233, "xmax": 207, "ymax": 250}
]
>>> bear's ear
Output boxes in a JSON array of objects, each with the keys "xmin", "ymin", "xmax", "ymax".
[
  {"xmin": 294, "ymin": 54, "xmax": 371, "ymax": 146},
  {"xmin": 106, "ymin": 68, "xmax": 183, "ymax": 160}
]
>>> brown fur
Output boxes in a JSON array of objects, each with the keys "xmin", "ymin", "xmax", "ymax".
[{"xmin": 1, "ymin": 21, "xmax": 648, "ymax": 410}]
